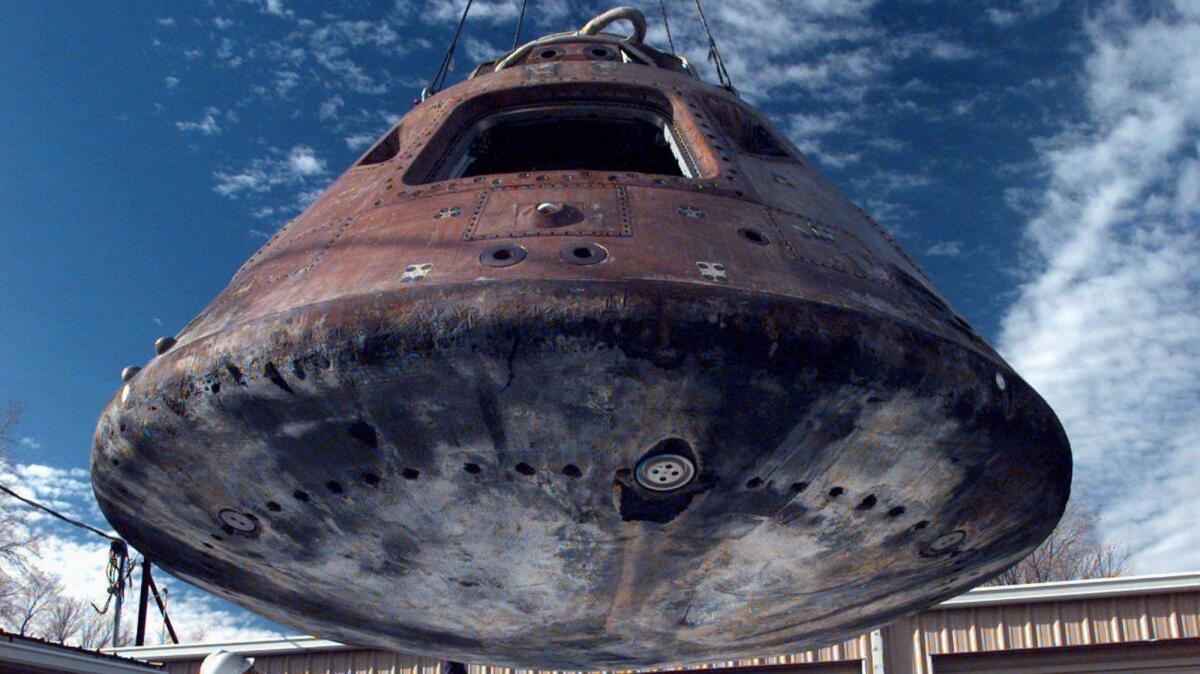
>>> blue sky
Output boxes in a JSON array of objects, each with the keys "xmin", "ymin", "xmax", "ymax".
[{"xmin": 2, "ymin": 0, "xmax": 1199, "ymax": 644}]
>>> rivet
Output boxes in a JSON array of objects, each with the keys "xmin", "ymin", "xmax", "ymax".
[
  {"xmin": 154, "ymin": 336, "xmax": 177, "ymax": 356},
  {"xmin": 995, "ymin": 373, "xmax": 1007, "ymax": 390},
  {"xmin": 120, "ymin": 366, "xmax": 141, "ymax": 383}
]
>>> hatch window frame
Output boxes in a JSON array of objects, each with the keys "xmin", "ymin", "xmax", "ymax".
[{"xmin": 410, "ymin": 101, "xmax": 701, "ymax": 184}]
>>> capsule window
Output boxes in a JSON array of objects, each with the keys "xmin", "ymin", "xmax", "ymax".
[
  {"xmin": 357, "ymin": 124, "xmax": 402, "ymax": 166},
  {"xmin": 435, "ymin": 105, "xmax": 696, "ymax": 180}
]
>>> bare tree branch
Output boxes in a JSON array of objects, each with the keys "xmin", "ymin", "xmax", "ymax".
[
  {"xmin": 40, "ymin": 595, "xmax": 88, "ymax": 644},
  {"xmin": 3, "ymin": 569, "xmax": 62, "ymax": 636},
  {"xmin": 988, "ymin": 500, "xmax": 1131, "ymax": 586}
]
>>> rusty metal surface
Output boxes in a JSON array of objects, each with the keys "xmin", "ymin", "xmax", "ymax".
[{"xmin": 91, "ymin": 23, "xmax": 1071, "ymax": 671}]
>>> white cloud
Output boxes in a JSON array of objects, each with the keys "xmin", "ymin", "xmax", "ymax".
[
  {"xmin": 273, "ymin": 70, "xmax": 300, "ymax": 96},
  {"xmin": 998, "ymin": 2, "xmax": 1200, "ymax": 573},
  {"xmin": 925, "ymin": 240, "xmax": 963, "ymax": 257},
  {"xmin": 343, "ymin": 133, "xmax": 375, "ymax": 150},
  {"xmin": 156, "ymin": 17, "xmax": 175, "ymax": 27},
  {"xmin": 242, "ymin": 0, "xmax": 292, "ymax": 18},
  {"xmin": 164, "ymin": 76, "xmax": 179, "ymax": 89},
  {"xmin": 307, "ymin": 21, "xmax": 400, "ymax": 94},
  {"xmin": 213, "ymin": 16, "xmax": 234, "ymax": 30},
  {"xmin": 174, "ymin": 107, "xmax": 223, "ymax": 135},
  {"xmin": 2, "ymin": 461, "xmax": 283, "ymax": 644},
  {"xmin": 213, "ymin": 145, "xmax": 328, "ymax": 198},
  {"xmin": 318, "ymin": 95, "xmax": 344, "ymax": 120},
  {"xmin": 19, "ymin": 437, "xmax": 41, "ymax": 450}
]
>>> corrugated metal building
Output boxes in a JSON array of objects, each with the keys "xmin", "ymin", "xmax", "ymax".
[{"xmin": 111, "ymin": 572, "xmax": 1200, "ymax": 674}]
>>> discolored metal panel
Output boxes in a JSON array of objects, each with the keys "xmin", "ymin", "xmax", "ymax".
[{"xmin": 462, "ymin": 185, "xmax": 631, "ymax": 240}]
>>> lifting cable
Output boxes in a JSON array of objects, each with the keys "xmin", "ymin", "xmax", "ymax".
[
  {"xmin": 512, "ymin": 0, "xmax": 529, "ymax": 51},
  {"xmin": 659, "ymin": 0, "xmax": 676, "ymax": 55},
  {"xmin": 693, "ymin": 0, "xmax": 734, "ymax": 91},
  {"xmin": 424, "ymin": 0, "xmax": 475, "ymax": 100}
]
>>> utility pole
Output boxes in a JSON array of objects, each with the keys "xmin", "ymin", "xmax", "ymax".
[
  {"xmin": 110, "ymin": 540, "xmax": 129, "ymax": 648},
  {"xmin": 135, "ymin": 558, "xmax": 151, "ymax": 646}
]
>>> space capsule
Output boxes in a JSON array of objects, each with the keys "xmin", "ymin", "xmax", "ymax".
[{"xmin": 92, "ymin": 8, "xmax": 1070, "ymax": 669}]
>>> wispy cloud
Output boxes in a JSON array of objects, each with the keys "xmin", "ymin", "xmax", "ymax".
[
  {"xmin": 343, "ymin": 133, "xmax": 375, "ymax": 151},
  {"xmin": 1, "ymin": 460, "xmax": 281, "ymax": 644},
  {"xmin": 213, "ymin": 145, "xmax": 328, "ymax": 199},
  {"xmin": 925, "ymin": 240, "xmax": 964, "ymax": 257},
  {"xmin": 174, "ymin": 107, "xmax": 224, "ymax": 135},
  {"xmin": 318, "ymin": 95, "xmax": 344, "ymax": 121},
  {"xmin": 19, "ymin": 437, "xmax": 41, "ymax": 450},
  {"xmin": 998, "ymin": 1, "xmax": 1200, "ymax": 574}
]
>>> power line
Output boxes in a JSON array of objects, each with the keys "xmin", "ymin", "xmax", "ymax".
[
  {"xmin": 0, "ymin": 480, "xmax": 179, "ymax": 645},
  {"xmin": 0, "ymin": 482, "xmax": 119, "ymax": 541}
]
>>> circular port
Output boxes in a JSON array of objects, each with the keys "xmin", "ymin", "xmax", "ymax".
[
  {"xmin": 218, "ymin": 508, "xmax": 260, "ymax": 534},
  {"xmin": 738, "ymin": 227, "xmax": 771, "ymax": 246},
  {"xmin": 560, "ymin": 242, "xmax": 607, "ymax": 266},
  {"xmin": 480, "ymin": 244, "xmax": 527, "ymax": 268},
  {"xmin": 635, "ymin": 454, "xmax": 695, "ymax": 492}
]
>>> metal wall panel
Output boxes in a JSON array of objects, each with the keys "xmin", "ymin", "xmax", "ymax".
[{"xmin": 883, "ymin": 590, "xmax": 1200, "ymax": 674}]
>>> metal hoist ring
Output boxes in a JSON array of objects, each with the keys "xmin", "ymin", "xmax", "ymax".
[{"xmin": 579, "ymin": 7, "xmax": 648, "ymax": 44}]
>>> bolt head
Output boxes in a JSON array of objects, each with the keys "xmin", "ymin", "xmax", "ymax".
[
  {"xmin": 154, "ymin": 336, "xmax": 177, "ymax": 356},
  {"xmin": 120, "ymin": 366, "xmax": 141, "ymax": 383}
]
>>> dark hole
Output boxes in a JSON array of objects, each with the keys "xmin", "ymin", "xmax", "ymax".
[
  {"xmin": 210, "ymin": 534, "xmax": 223, "ymax": 541},
  {"xmin": 326, "ymin": 481, "xmax": 344, "ymax": 494},
  {"xmin": 358, "ymin": 125, "xmax": 402, "ymax": 166},
  {"xmin": 463, "ymin": 462, "xmax": 482, "ymax": 474},
  {"xmin": 572, "ymin": 247, "xmax": 593, "ymax": 259},
  {"xmin": 448, "ymin": 112, "xmax": 685, "ymax": 179},
  {"xmin": 402, "ymin": 468, "xmax": 420, "ymax": 480},
  {"xmin": 292, "ymin": 489, "xmax": 309, "ymax": 502},
  {"xmin": 739, "ymin": 228, "xmax": 769, "ymax": 245},
  {"xmin": 561, "ymin": 464, "xmax": 582, "ymax": 478},
  {"xmin": 203, "ymin": 542, "xmax": 214, "ymax": 549},
  {"xmin": 347, "ymin": 419, "xmax": 378, "ymax": 449},
  {"xmin": 913, "ymin": 520, "xmax": 929, "ymax": 530},
  {"xmin": 745, "ymin": 477, "xmax": 763, "ymax": 489},
  {"xmin": 111, "ymin": 459, "xmax": 120, "ymax": 466},
  {"xmin": 263, "ymin": 362, "xmax": 294, "ymax": 395},
  {"xmin": 591, "ymin": 47, "xmax": 610, "ymax": 57},
  {"xmin": 266, "ymin": 501, "xmax": 282, "ymax": 512},
  {"xmin": 540, "ymin": 49, "xmax": 557, "ymax": 58},
  {"xmin": 515, "ymin": 462, "xmax": 536, "ymax": 476},
  {"xmin": 856, "ymin": 494, "xmax": 877, "ymax": 510},
  {"xmin": 790, "ymin": 481, "xmax": 808, "ymax": 493},
  {"xmin": 362, "ymin": 473, "xmax": 382, "ymax": 486},
  {"xmin": 888, "ymin": 506, "xmax": 906, "ymax": 517},
  {"xmin": 829, "ymin": 486, "xmax": 845, "ymax": 497},
  {"xmin": 492, "ymin": 248, "xmax": 512, "ymax": 260}
]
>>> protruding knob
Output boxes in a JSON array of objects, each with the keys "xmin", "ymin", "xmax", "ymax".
[
  {"xmin": 536, "ymin": 202, "xmax": 564, "ymax": 215},
  {"xmin": 154, "ymin": 336, "xmax": 177, "ymax": 356},
  {"xmin": 120, "ymin": 366, "xmax": 141, "ymax": 383}
]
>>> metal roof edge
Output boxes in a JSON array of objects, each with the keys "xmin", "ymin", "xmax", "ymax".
[
  {"xmin": 105, "ymin": 636, "xmax": 357, "ymax": 661},
  {"xmin": 3, "ymin": 636, "xmax": 163, "ymax": 673},
  {"xmin": 936, "ymin": 571, "xmax": 1200, "ymax": 608}
]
